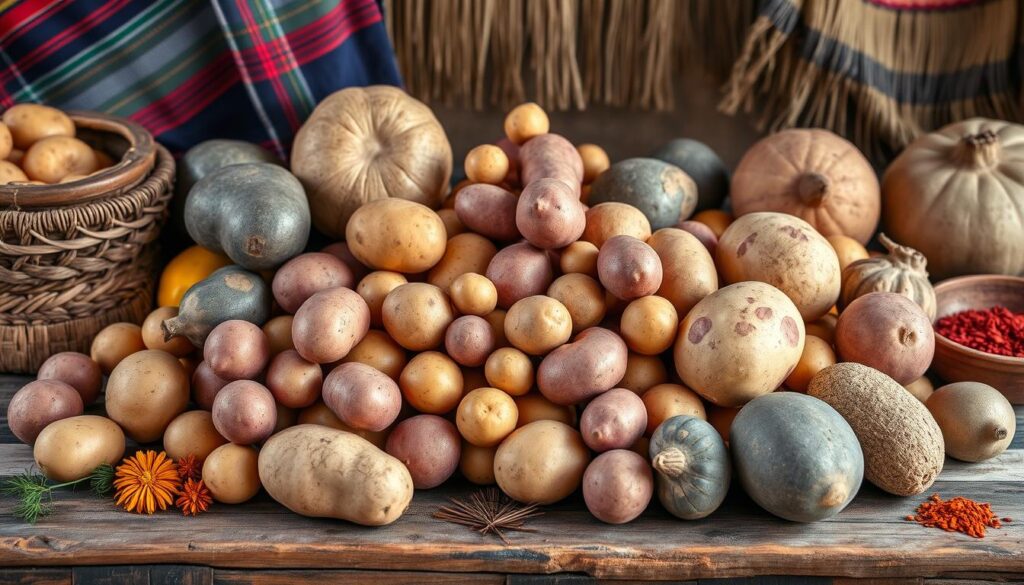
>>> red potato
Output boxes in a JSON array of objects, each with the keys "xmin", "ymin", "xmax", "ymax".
[
  {"xmin": 292, "ymin": 286, "xmax": 370, "ymax": 364},
  {"xmin": 192, "ymin": 361, "xmax": 230, "ymax": 410},
  {"xmin": 272, "ymin": 252, "xmax": 355, "ymax": 314},
  {"xmin": 266, "ymin": 349, "xmax": 323, "ymax": 409},
  {"xmin": 204, "ymin": 320, "xmax": 270, "ymax": 381},
  {"xmin": 445, "ymin": 315, "xmax": 497, "ymax": 367},
  {"xmin": 580, "ymin": 388, "xmax": 648, "ymax": 452},
  {"xmin": 835, "ymin": 292, "xmax": 934, "ymax": 385},
  {"xmin": 597, "ymin": 235, "xmax": 663, "ymax": 301},
  {"xmin": 486, "ymin": 242, "xmax": 554, "ymax": 309},
  {"xmin": 537, "ymin": 327, "xmax": 629, "ymax": 405},
  {"xmin": 212, "ymin": 380, "xmax": 277, "ymax": 445},
  {"xmin": 677, "ymin": 220, "xmax": 718, "ymax": 255},
  {"xmin": 582, "ymin": 449, "xmax": 653, "ymax": 524},
  {"xmin": 386, "ymin": 415, "xmax": 461, "ymax": 489},
  {"xmin": 36, "ymin": 352, "xmax": 102, "ymax": 405},
  {"xmin": 7, "ymin": 380, "xmax": 84, "ymax": 445},
  {"xmin": 321, "ymin": 241, "xmax": 369, "ymax": 282},
  {"xmin": 519, "ymin": 133, "xmax": 583, "ymax": 193},
  {"xmin": 454, "ymin": 184, "xmax": 521, "ymax": 241},
  {"xmin": 322, "ymin": 362, "xmax": 402, "ymax": 432},
  {"xmin": 516, "ymin": 178, "xmax": 586, "ymax": 249}
]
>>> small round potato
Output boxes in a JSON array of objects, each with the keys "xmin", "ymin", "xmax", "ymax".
[
  {"xmin": 262, "ymin": 315, "xmax": 295, "ymax": 356},
  {"xmin": 559, "ymin": 240, "xmax": 600, "ymax": 277},
  {"xmin": 514, "ymin": 393, "xmax": 575, "ymax": 427},
  {"xmin": 619, "ymin": 352, "xmax": 669, "ymax": 395},
  {"xmin": 162, "ymin": 410, "xmax": 228, "ymax": 463},
  {"xmin": 784, "ymin": 335, "xmax": 836, "ymax": 392},
  {"xmin": 577, "ymin": 143, "xmax": 610, "ymax": 184},
  {"xmin": 620, "ymin": 296, "xmax": 678, "ymax": 355},
  {"xmin": 465, "ymin": 144, "xmax": 510, "ymax": 184},
  {"xmin": 382, "ymin": 283, "xmax": 454, "ymax": 351},
  {"xmin": 386, "ymin": 415, "xmax": 462, "ymax": 489},
  {"xmin": 598, "ymin": 235, "xmax": 663, "ymax": 301},
  {"xmin": 342, "ymin": 329, "xmax": 408, "ymax": 380},
  {"xmin": 445, "ymin": 315, "xmax": 496, "ymax": 367},
  {"xmin": 7, "ymin": 379, "xmax": 84, "ymax": 445},
  {"xmin": 580, "ymin": 388, "xmax": 647, "ymax": 452},
  {"xmin": 504, "ymin": 295, "xmax": 572, "ymax": 355},
  {"xmin": 357, "ymin": 271, "xmax": 408, "ymax": 327},
  {"xmin": 399, "ymin": 351, "xmax": 464, "ymax": 414},
  {"xmin": 516, "ymin": 178, "xmax": 586, "ymax": 249},
  {"xmin": 504, "ymin": 102, "xmax": 549, "ymax": 145},
  {"xmin": 484, "ymin": 347, "xmax": 534, "ymax": 396},
  {"xmin": 90, "ymin": 322, "xmax": 146, "ymax": 375},
  {"xmin": 582, "ymin": 202, "xmax": 652, "ymax": 248},
  {"xmin": 2, "ymin": 104, "xmax": 75, "ymax": 150},
  {"xmin": 37, "ymin": 351, "xmax": 102, "ymax": 405},
  {"xmin": 642, "ymin": 383, "xmax": 706, "ymax": 436},
  {"xmin": 34, "ymin": 415, "xmax": 125, "ymax": 482},
  {"xmin": 346, "ymin": 199, "xmax": 447, "ymax": 273},
  {"xmin": 203, "ymin": 443, "xmax": 261, "ymax": 504},
  {"xmin": 204, "ymin": 320, "xmax": 270, "ymax": 381},
  {"xmin": 0, "ymin": 122, "xmax": 11, "ymax": 159},
  {"xmin": 106, "ymin": 350, "xmax": 189, "ymax": 442},
  {"xmin": 141, "ymin": 307, "xmax": 194, "ymax": 357},
  {"xmin": 272, "ymin": 252, "xmax": 355, "ymax": 314},
  {"xmin": 547, "ymin": 273, "xmax": 606, "ymax": 334},
  {"xmin": 192, "ymin": 361, "xmax": 229, "ymax": 410},
  {"xmin": 23, "ymin": 135, "xmax": 98, "ymax": 183},
  {"xmin": 427, "ymin": 233, "xmax": 497, "ymax": 291},
  {"xmin": 582, "ymin": 449, "xmax": 653, "ymax": 524},
  {"xmin": 486, "ymin": 242, "xmax": 554, "ymax": 309},
  {"xmin": 292, "ymin": 286, "xmax": 371, "ymax": 364},
  {"xmin": 460, "ymin": 441, "xmax": 497, "ymax": 485},
  {"xmin": 212, "ymin": 380, "xmax": 278, "ymax": 445},
  {"xmin": 266, "ymin": 349, "xmax": 323, "ymax": 409},
  {"xmin": 449, "ymin": 272, "xmax": 498, "ymax": 316},
  {"xmin": 494, "ymin": 420, "xmax": 590, "ymax": 504},
  {"xmin": 456, "ymin": 387, "xmax": 519, "ymax": 447},
  {"xmin": 0, "ymin": 160, "xmax": 27, "ymax": 184},
  {"xmin": 323, "ymin": 362, "xmax": 402, "ymax": 432}
]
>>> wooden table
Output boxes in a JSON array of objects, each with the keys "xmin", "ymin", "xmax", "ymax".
[{"xmin": 1, "ymin": 374, "xmax": 1022, "ymax": 585}]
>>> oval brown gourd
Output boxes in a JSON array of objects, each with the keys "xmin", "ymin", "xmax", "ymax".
[
  {"xmin": 731, "ymin": 128, "xmax": 880, "ymax": 244},
  {"xmin": 926, "ymin": 382, "xmax": 1016, "ymax": 463},
  {"xmin": 840, "ymin": 234, "xmax": 937, "ymax": 319},
  {"xmin": 835, "ymin": 292, "xmax": 934, "ymax": 385}
]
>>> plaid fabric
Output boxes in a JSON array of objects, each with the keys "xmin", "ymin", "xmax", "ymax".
[{"xmin": 0, "ymin": 0, "xmax": 401, "ymax": 158}]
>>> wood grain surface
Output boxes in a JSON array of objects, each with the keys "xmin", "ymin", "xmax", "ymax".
[{"xmin": 1, "ymin": 374, "xmax": 1022, "ymax": 582}]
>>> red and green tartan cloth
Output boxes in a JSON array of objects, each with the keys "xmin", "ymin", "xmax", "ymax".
[{"xmin": 0, "ymin": 0, "xmax": 401, "ymax": 158}]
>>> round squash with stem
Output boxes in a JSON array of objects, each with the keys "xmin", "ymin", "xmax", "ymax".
[
  {"xmin": 731, "ymin": 129, "xmax": 880, "ymax": 244},
  {"xmin": 839, "ymin": 233, "xmax": 937, "ymax": 319},
  {"xmin": 883, "ymin": 118, "xmax": 1024, "ymax": 279},
  {"xmin": 649, "ymin": 415, "xmax": 730, "ymax": 520}
]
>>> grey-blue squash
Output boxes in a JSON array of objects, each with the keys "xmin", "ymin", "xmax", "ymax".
[
  {"xmin": 161, "ymin": 265, "xmax": 271, "ymax": 347},
  {"xmin": 649, "ymin": 415, "xmax": 730, "ymax": 520},
  {"xmin": 730, "ymin": 392, "xmax": 863, "ymax": 523},
  {"xmin": 651, "ymin": 138, "xmax": 729, "ymax": 212},
  {"xmin": 185, "ymin": 163, "xmax": 310, "ymax": 270},
  {"xmin": 588, "ymin": 158, "xmax": 697, "ymax": 230}
]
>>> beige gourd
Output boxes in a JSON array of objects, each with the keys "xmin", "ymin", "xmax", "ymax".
[
  {"xmin": 839, "ymin": 234, "xmax": 937, "ymax": 320},
  {"xmin": 883, "ymin": 118, "xmax": 1024, "ymax": 279}
]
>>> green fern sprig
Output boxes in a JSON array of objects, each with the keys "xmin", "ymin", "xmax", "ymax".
[{"xmin": 1, "ymin": 464, "xmax": 115, "ymax": 524}]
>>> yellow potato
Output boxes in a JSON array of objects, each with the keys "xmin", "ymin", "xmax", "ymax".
[
  {"xmin": 514, "ymin": 393, "xmax": 575, "ymax": 427},
  {"xmin": 504, "ymin": 295, "xmax": 572, "ymax": 355},
  {"xmin": 33, "ymin": 415, "xmax": 125, "ymax": 482},
  {"xmin": 460, "ymin": 441, "xmax": 497, "ymax": 485},
  {"xmin": 620, "ymin": 295, "xmax": 678, "ymax": 355},
  {"xmin": 3, "ymin": 104, "xmax": 75, "ymax": 149},
  {"xmin": 494, "ymin": 420, "xmax": 590, "ymax": 504},
  {"xmin": 427, "ymin": 233, "xmax": 497, "ymax": 291},
  {"xmin": 0, "ymin": 122, "xmax": 11, "ymax": 159},
  {"xmin": 357, "ymin": 271, "xmax": 408, "ymax": 328},
  {"xmin": 399, "ymin": 351, "xmax": 463, "ymax": 414},
  {"xmin": 346, "ymin": 198, "xmax": 447, "ymax": 273},
  {"xmin": 162, "ymin": 410, "xmax": 227, "ymax": 463},
  {"xmin": 484, "ymin": 347, "xmax": 534, "ymax": 396},
  {"xmin": 90, "ymin": 322, "xmax": 146, "ymax": 375},
  {"xmin": 449, "ymin": 272, "xmax": 498, "ymax": 316},
  {"xmin": 0, "ymin": 160, "xmax": 27, "ymax": 184},
  {"xmin": 105, "ymin": 349, "xmax": 190, "ymax": 442},
  {"xmin": 203, "ymin": 443, "xmax": 261, "ymax": 504},
  {"xmin": 23, "ymin": 135, "xmax": 98, "ymax": 183},
  {"xmin": 456, "ymin": 387, "xmax": 518, "ymax": 446},
  {"xmin": 547, "ymin": 273, "xmax": 606, "ymax": 334}
]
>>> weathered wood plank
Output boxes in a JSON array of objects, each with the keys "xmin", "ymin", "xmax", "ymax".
[
  {"xmin": 0, "ymin": 568, "xmax": 71, "ymax": 585},
  {"xmin": 213, "ymin": 569, "xmax": 505, "ymax": 585}
]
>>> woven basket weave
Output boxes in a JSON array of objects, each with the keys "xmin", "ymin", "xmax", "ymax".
[{"xmin": 0, "ymin": 112, "xmax": 174, "ymax": 373}]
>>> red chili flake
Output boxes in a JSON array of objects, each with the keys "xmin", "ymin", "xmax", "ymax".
[
  {"xmin": 907, "ymin": 494, "xmax": 1004, "ymax": 538},
  {"xmin": 934, "ymin": 306, "xmax": 1024, "ymax": 358}
]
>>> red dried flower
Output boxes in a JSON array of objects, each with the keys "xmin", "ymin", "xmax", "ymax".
[
  {"xmin": 176, "ymin": 454, "xmax": 201, "ymax": 482},
  {"xmin": 175, "ymin": 478, "xmax": 212, "ymax": 516}
]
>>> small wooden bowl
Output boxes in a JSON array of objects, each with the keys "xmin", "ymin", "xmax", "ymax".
[{"xmin": 932, "ymin": 275, "xmax": 1024, "ymax": 404}]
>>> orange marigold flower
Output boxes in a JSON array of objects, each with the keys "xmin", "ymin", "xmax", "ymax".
[
  {"xmin": 113, "ymin": 450, "xmax": 180, "ymax": 515},
  {"xmin": 176, "ymin": 454, "xmax": 201, "ymax": 481},
  {"xmin": 176, "ymin": 478, "xmax": 212, "ymax": 517}
]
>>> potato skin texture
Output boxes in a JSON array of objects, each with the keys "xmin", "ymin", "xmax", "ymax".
[
  {"xmin": 516, "ymin": 178, "xmax": 586, "ymax": 249},
  {"xmin": 582, "ymin": 449, "xmax": 653, "ymax": 524},
  {"xmin": 580, "ymin": 388, "xmax": 647, "ymax": 452},
  {"xmin": 494, "ymin": 420, "xmax": 590, "ymax": 504},
  {"xmin": 322, "ymin": 362, "xmax": 402, "ymax": 432},
  {"xmin": 260, "ymin": 425, "xmax": 413, "ymax": 524},
  {"xmin": 382, "ymin": 283, "xmax": 454, "ymax": 351},
  {"xmin": 212, "ymin": 380, "xmax": 278, "ymax": 445},
  {"xmin": 386, "ymin": 414, "xmax": 461, "ymax": 489},
  {"xmin": 486, "ymin": 243, "xmax": 553, "ymax": 309},
  {"xmin": 455, "ymin": 184, "xmax": 521, "ymax": 242},
  {"xmin": 272, "ymin": 252, "xmax": 355, "ymax": 314},
  {"xmin": 2, "ymin": 104, "xmax": 75, "ymax": 150},
  {"xmin": 292, "ymin": 286, "xmax": 370, "ymax": 364},
  {"xmin": 538, "ymin": 327, "xmax": 628, "ymax": 405},
  {"xmin": 597, "ymin": 235, "xmax": 663, "ymax": 301},
  {"xmin": 37, "ymin": 352, "xmax": 103, "ymax": 406},
  {"xmin": 346, "ymin": 199, "xmax": 447, "ymax": 273},
  {"xmin": 647, "ymin": 228, "xmax": 718, "ymax": 315},
  {"xmin": 8, "ymin": 380, "xmax": 84, "ymax": 445},
  {"xmin": 34, "ymin": 415, "xmax": 125, "ymax": 482},
  {"xmin": 105, "ymin": 350, "xmax": 190, "ymax": 442}
]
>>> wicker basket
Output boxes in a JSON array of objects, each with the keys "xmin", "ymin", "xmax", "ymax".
[{"xmin": 0, "ymin": 112, "xmax": 174, "ymax": 373}]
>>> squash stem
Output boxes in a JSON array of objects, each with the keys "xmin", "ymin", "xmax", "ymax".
[
  {"xmin": 796, "ymin": 173, "xmax": 829, "ymax": 206},
  {"xmin": 652, "ymin": 448, "xmax": 688, "ymax": 478}
]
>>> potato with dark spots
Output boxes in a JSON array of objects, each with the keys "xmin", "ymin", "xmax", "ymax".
[
  {"xmin": 674, "ymin": 282, "xmax": 805, "ymax": 407},
  {"xmin": 259, "ymin": 425, "xmax": 413, "ymax": 524},
  {"xmin": 717, "ymin": 212, "xmax": 841, "ymax": 321}
]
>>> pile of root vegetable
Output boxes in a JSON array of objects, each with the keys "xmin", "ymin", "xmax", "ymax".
[{"xmin": 6, "ymin": 91, "xmax": 1018, "ymax": 528}]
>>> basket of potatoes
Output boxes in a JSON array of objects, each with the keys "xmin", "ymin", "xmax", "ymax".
[{"xmin": 0, "ymin": 105, "xmax": 174, "ymax": 373}]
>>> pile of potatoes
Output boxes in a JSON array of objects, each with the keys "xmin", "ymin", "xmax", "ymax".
[
  {"xmin": 0, "ymin": 104, "xmax": 115, "ymax": 185},
  {"xmin": 7, "ymin": 101, "xmax": 1018, "ymax": 527}
]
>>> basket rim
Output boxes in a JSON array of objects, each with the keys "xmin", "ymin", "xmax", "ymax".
[{"xmin": 0, "ymin": 110, "xmax": 156, "ymax": 209}]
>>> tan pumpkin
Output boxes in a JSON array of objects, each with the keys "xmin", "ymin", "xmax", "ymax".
[
  {"xmin": 731, "ymin": 129, "xmax": 880, "ymax": 244},
  {"xmin": 883, "ymin": 118, "xmax": 1024, "ymax": 280},
  {"xmin": 291, "ymin": 86, "xmax": 453, "ymax": 239},
  {"xmin": 839, "ymin": 233, "xmax": 936, "ymax": 320}
]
